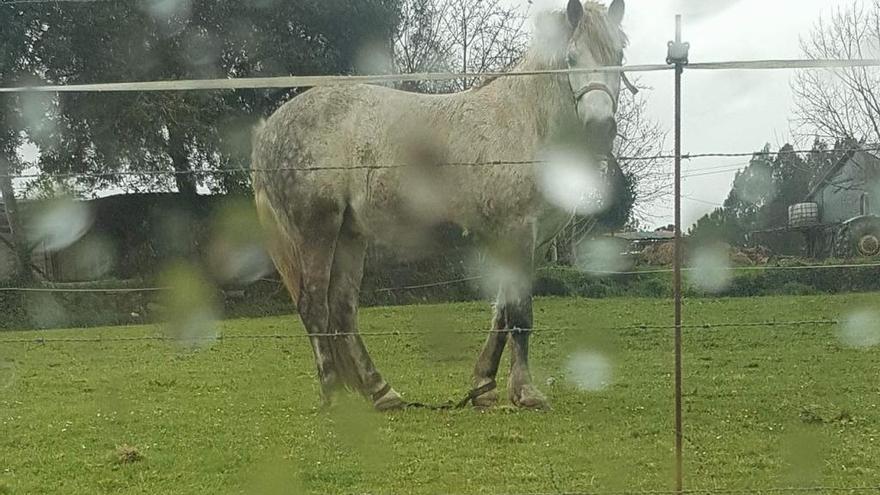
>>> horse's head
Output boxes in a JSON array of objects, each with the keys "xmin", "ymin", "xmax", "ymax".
[{"xmin": 563, "ymin": 0, "xmax": 626, "ymax": 155}]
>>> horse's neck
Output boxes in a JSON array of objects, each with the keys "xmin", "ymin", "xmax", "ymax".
[{"xmin": 476, "ymin": 52, "xmax": 577, "ymax": 142}]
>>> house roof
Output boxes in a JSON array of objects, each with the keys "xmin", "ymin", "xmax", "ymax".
[{"xmin": 805, "ymin": 148, "xmax": 880, "ymax": 201}]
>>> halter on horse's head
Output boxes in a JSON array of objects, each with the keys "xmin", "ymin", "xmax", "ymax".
[{"xmin": 563, "ymin": 0, "xmax": 629, "ymax": 156}]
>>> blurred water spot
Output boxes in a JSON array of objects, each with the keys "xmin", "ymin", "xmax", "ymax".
[
  {"xmin": 355, "ymin": 40, "xmax": 394, "ymax": 75},
  {"xmin": 209, "ymin": 201, "xmax": 272, "ymax": 284},
  {"xmin": 575, "ymin": 237, "xmax": 632, "ymax": 275},
  {"xmin": 471, "ymin": 253, "xmax": 529, "ymax": 301},
  {"xmin": 688, "ymin": 246, "xmax": 732, "ymax": 293},
  {"xmin": 538, "ymin": 150, "xmax": 609, "ymax": 216},
  {"xmin": 27, "ymin": 293, "xmax": 68, "ymax": 330},
  {"xmin": 781, "ymin": 429, "xmax": 824, "ymax": 486},
  {"xmin": 19, "ymin": 91, "xmax": 56, "ymax": 141},
  {"xmin": 218, "ymin": 244, "xmax": 271, "ymax": 285},
  {"xmin": 671, "ymin": 0, "xmax": 742, "ymax": 20},
  {"xmin": 0, "ymin": 248, "xmax": 12, "ymax": 282},
  {"xmin": 401, "ymin": 166, "xmax": 447, "ymax": 224},
  {"xmin": 159, "ymin": 263, "xmax": 218, "ymax": 347},
  {"xmin": 0, "ymin": 359, "xmax": 15, "ymax": 391},
  {"xmin": 565, "ymin": 351, "xmax": 612, "ymax": 392},
  {"xmin": 416, "ymin": 305, "xmax": 469, "ymax": 362},
  {"xmin": 837, "ymin": 310, "xmax": 880, "ymax": 348},
  {"xmin": 737, "ymin": 161, "xmax": 776, "ymax": 206},
  {"xmin": 183, "ymin": 29, "xmax": 221, "ymax": 73},
  {"xmin": 329, "ymin": 393, "xmax": 387, "ymax": 473},
  {"xmin": 531, "ymin": 8, "xmax": 568, "ymax": 59},
  {"xmin": 28, "ymin": 199, "xmax": 93, "ymax": 252},
  {"xmin": 70, "ymin": 236, "xmax": 116, "ymax": 280},
  {"xmin": 142, "ymin": 0, "xmax": 191, "ymax": 22},
  {"xmin": 242, "ymin": 449, "xmax": 303, "ymax": 495}
]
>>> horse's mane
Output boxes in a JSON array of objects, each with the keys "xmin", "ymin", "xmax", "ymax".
[{"xmin": 472, "ymin": 1, "xmax": 627, "ymax": 91}]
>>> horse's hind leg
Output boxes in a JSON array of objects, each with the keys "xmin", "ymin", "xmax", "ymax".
[
  {"xmin": 291, "ymin": 209, "xmax": 348, "ymax": 405},
  {"xmin": 329, "ymin": 213, "xmax": 403, "ymax": 411}
]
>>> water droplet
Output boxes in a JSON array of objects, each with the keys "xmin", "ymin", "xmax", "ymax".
[
  {"xmin": 575, "ymin": 237, "xmax": 632, "ymax": 275},
  {"xmin": 159, "ymin": 264, "xmax": 218, "ymax": 347},
  {"xmin": 142, "ymin": 0, "xmax": 192, "ymax": 22},
  {"xmin": 355, "ymin": 40, "xmax": 394, "ymax": 75},
  {"xmin": 19, "ymin": 91, "xmax": 56, "ymax": 141},
  {"xmin": 183, "ymin": 29, "xmax": 221, "ymax": 74},
  {"xmin": 329, "ymin": 393, "xmax": 388, "ymax": 472},
  {"xmin": 210, "ymin": 201, "xmax": 272, "ymax": 284},
  {"xmin": 26, "ymin": 293, "xmax": 68, "ymax": 329},
  {"xmin": 736, "ymin": 160, "xmax": 776, "ymax": 206},
  {"xmin": 472, "ymin": 254, "xmax": 529, "ymax": 302},
  {"xmin": 688, "ymin": 246, "xmax": 732, "ymax": 293},
  {"xmin": 565, "ymin": 351, "xmax": 612, "ymax": 392},
  {"xmin": 0, "ymin": 247, "xmax": 13, "ymax": 282},
  {"xmin": 0, "ymin": 359, "xmax": 15, "ymax": 391},
  {"xmin": 538, "ymin": 150, "xmax": 609, "ymax": 215},
  {"xmin": 28, "ymin": 199, "xmax": 93, "ymax": 252},
  {"xmin": 70, "ymin": 235, "xmax": 115, "ymax": 279},
  {"xmin": 838, "ymin": 310, "xmax": 880, "ymax": 348},
  {"xmin": 417, "ymin": 305, "xmax": 469, "ymax": 363}
]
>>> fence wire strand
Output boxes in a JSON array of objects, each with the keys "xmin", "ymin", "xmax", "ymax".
[
  {"xmin": 0, "ymin": 320, "xmax": 841, "ymax": 345},
  {"xmin": 1, "ymin": 262, "xmax": 877, "ymax": 294},
  {"xmin": 1, "ymin": 58, "xmax": 880, "ymax": 94},
  {"xmin": 4, "ymin": 146, "xmax": 879, "ymax": 183}
]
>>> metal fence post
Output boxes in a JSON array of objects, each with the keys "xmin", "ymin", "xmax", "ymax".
[{"xmin": 667, "ymin": 14, "xmax": 690, "ymax": 494}]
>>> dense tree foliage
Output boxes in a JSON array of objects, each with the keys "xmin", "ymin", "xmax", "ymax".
[
  {"xmin": 0, "ymin": 5, "xmax": 38, "ymax": 281},
  {"xmin": 12, "ymin": 0, "xmax": 400, "ymax": 196},
  {"xmin": 689, "ymin": 141, "xmax": 846, "ymax": 251}
]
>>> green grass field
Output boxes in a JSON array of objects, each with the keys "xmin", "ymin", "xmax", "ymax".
[{"xmin": 2, "ymin": 294, "xmax": 880, "ymax": 494}]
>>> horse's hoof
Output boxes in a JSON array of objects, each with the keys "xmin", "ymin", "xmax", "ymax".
[
  {"xmin": 472, "ymin": 388, "xmax": 498, "ymax": 409},
  {"xmin": 510, "ymin": 384, "xmax": 550, "ymax": 410},
  {"xmin": 373, "ymin": 387, "xmax": 405, "ymax": 411}
]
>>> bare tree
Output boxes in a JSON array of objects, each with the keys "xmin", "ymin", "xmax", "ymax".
[
  {"xmin": 393, "ymin": 0, "xmax": 530, "ymax": 93},
  {"xmin": 793, "ymin": 1, "xmax": 880, "ymax": 145},
  {"xmin": 615, "ymin": 79, "xmax": 671, "ymax": 221}
]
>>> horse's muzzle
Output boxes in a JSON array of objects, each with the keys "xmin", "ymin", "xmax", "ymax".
[{"xmin": 583, "ymin": 116, "xmax": 617, "ymax": 155}]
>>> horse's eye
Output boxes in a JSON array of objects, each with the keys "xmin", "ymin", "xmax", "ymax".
[{"xmin": 567, "ymin": 53, "xmax": 577, "ymax": 66}]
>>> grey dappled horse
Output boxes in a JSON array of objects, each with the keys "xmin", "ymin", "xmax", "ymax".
[{"xmin": 252, "ymin": 0, "xmax": 628, "ymax": 410}]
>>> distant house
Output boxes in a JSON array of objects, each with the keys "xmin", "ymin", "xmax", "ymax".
[
  {"xmin": 610, "ymin": 229, "xmax": 675, "ymax": 254},
  {"xmin": 805, "ymin": 149, "xmax": 879, "ymax": 223}
]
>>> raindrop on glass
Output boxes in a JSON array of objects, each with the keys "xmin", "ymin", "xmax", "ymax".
[
  {"xmin": 538, "ymin": 149, "xmax": 609, "ymax": 216},
  {"xmin": 688, "ymin": 246, "xmax": 732, "ymax": 293},
  {"xmin": 565, "ymin": 351, "xmax": 612, "ymax": 392},
  {"xmin": 575, "ymin": 237, "xmax": 632, "ymax": 275},
  {"xmin": 28, "ymin": 199, "xmax": 93, "ymax": 252},
  {"xmin": 838, "ymin": 310, "xmax": 880, "ymax": 349}
]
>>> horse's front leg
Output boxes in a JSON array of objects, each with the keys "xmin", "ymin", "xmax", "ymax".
[
  {"xmin": 471, "ymin": 306, "xmax": 510, "ymax": 408},
  {"xmin": 503, "ymin": 289, "xmax": 548, "ymax": 409},
  {"xmin": 472, "ymin": 237, "xmax": 549, "ymax": 409}
]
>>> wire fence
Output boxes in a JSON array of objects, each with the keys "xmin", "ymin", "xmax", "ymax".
[
  {"xmin": 0, "ymin": 319, "xmax": 842, "ymax": 345},
  {"xmin": 2, "ymin": 22, "xmax": 880, "ymax": 495},
  {"xmin": 1, "ymin": 261, "xmax": 878, "ymax": 294},
  {"xmin": 3, "ymin": 146, "xmax": 880, "ymax": 183}
]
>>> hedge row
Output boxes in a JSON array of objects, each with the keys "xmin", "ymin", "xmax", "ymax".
[{"xmin": 2, "ymin": 261, "xmax": 878, "ymax": 331}]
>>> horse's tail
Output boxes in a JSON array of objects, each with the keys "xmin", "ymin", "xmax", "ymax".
[
  {"xmin": 252, "ymin": 119, "xmax": 303, "ymax": 306},
  {"xmin": 255, "ymin": 189, "xmax": 303, "ymax": 306}
]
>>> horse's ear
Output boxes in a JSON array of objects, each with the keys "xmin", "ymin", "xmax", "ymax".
[
  {"xmin": 608, "ymin": 0, "xmax": 625, "ymax": 25},
  {"xmin": 566, "ymin": 0, "xmax": 584, "ymax": 29}
]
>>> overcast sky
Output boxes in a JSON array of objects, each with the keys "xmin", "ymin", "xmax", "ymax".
[{"xmin": 528, "ymin": 0, "xmax": 856, "ymax": 228}]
